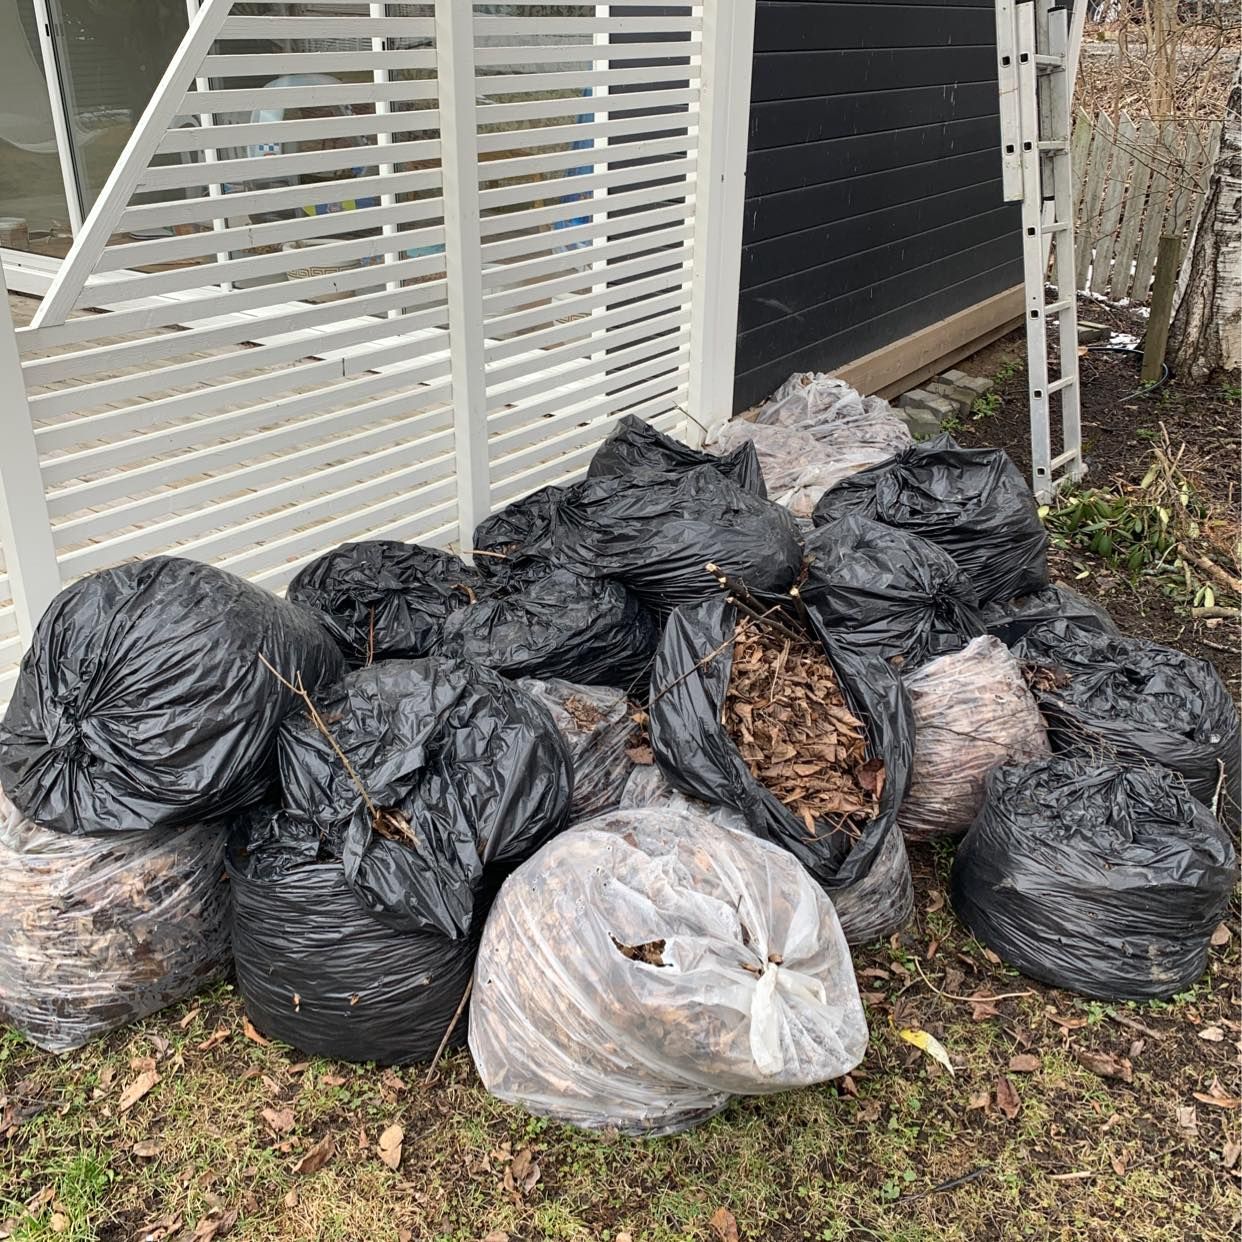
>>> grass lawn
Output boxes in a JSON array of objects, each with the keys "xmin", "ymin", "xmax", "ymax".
[{"xmin": 1, "ymin": 849, "xmax": 1238, "ymax": 1242}]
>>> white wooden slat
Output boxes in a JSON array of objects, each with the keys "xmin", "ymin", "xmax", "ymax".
[
  {"xmin": 1075, "ymin": 111, "xmax": 1114, "ymax": 287},
  {"xmin": 479, "ymin": 155, "xmax": 695, "ymax": 215},
  {"xmin": 1089, "ymin": 110, "xmax": 1133, "ymax": 296},
  {"xmin": 22, "ymin": 279, "xmax": 448, "ymax": 383},
  {"xmin": 481, "ymin": 1, "xmax": 700, "ymax": 8},
  {"xmin": 478, "ymin": 134, "xmax": 694, "ymax": 187},
  {"xmin": 1131, "ymin": 120, "xmax": 1176, "ymax": 301},
  {"xmin": 30, "ymin": 301, "xmax": 451, "ymax": 427},
  {"xmin": 482, "ymin": 222, "xmax": 692, "ymax": 294},
  {"xmin": 60, "ymin": 431, "xmax": 455, "ymax": 576},
  {"xmin": 481, "ymin": 201, "xmax": 692, "ymax": 268},
  {"xmin": 483, "ymin": 267, "xmax": 689, "ymax": 345},
  {"xmin": 476, "ymin": 65, "xmax": 698, "ymax": 98},
  {"xmin": 476, "ymin": 17, "xmax": 700, "ymax": 35},
  {"xmin": 488, "ymin": 389, "xmax": 687, "ymax": 486},
  {"xmin": 0, "ymin": 636, "xmax": 21, "ymax": 672},
  {"xmin": 44, "ymin": 377, "xmax": 453, "ymax": 518},
  {"xmin": 472, "ymin": 41, "xmax": 699, "ymax": 67},
  {"xmin": 24, "ymin": 254, "xmax": 444, "ymax": 349},
  {"xmin": 218, "ymin": 478, "xmax": 457, "ymax": 581},
  {"xmin": 38, "ymin": 339, "xmax": 451, "ymax": 476},
  {"xmin": 476, "ymin": 113, "xmax": 693, "ymax": 157},
  {"xmin": 477, "ymin": 87, "xmax": 698, "ymax": 129},
  {"xmin": 485, "ymin": 287, "xmax": 689, "ymax": 368},
  {"xmin": 480, "ymin": 178, "xmax": 694, "ymax": 242},
  {"xmin": 138, "ymin": 136, "xmax": 441, "ymax": 194},
  {"xmin": 490, "ymin": 320, "xmax": 689, "ymax": 408},
  {"xmin": 185, "ymin": 77, "xmax": 437, "ymax": 116},
  {"xmin": 1108, "ymin": 117, "xmax": 1156, "ymax": 301},
  {"xmin": 158, "ymin": 108, "xmax": 441, "ymax": 156},
  {"xmin": 200, "ymin": 50, "xmax": 424, "ymax": 77},
  {"xmin": 482, "ymin": 243, "xmax": 691, "ymax": 317},
  {"xmin": 96, "ymin": 196, "xmax": 444, "ymax": 273},
  {"xmin": 51, "ymin": 404, "xmax": 452, "ymax": 543},
  {"xmin": 220, "ymin": 15, "xmax": 434, "ymax": 38},
  {"xmin": 490, "ymin": 345, "xmax": 689, "ymax": 433}
]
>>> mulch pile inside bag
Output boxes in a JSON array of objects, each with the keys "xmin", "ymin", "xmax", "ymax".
[
  {"xmin": 286, "ymin": 540, "xmax": 481, "ymax": 666},
  {"xmin": 1014, "ymin": 618, "xmax": 1241, "ymax": 812},
  {"xmin": 722, "ymin": 617, "xmax": 883, "ymax": 839},
  {"xmin": 468, "ymin": 808, "xmax": 869, "ymax": 1136},
  {"xmin": 811, "ymin": 435, "xmax": 1049, "ymax": 605},
  {"xmin": 0, "ymin": 556, "xmax": 342, "ymax": 836},
  {"xmin": 898, "ymin": 636, "xmax": 1050, "ymax": 842},
  {"xmin": 951, "ymin": 757, "xmax": 1236, "ymax": 1000},
  {"xmin": 0, "ymin": 789, "xmax": 230, "ymax": 1053}
]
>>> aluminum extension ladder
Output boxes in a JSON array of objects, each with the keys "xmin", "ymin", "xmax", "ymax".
[{"xmin": 995, "ymin": 0, "xmax": 1087, "ymax": 502}]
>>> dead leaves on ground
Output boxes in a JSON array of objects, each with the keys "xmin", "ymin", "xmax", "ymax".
[
  {"xmin": 118, "ymin": 1069, "xmax": 160, "ymax": 1113},
  {"xmin": 1008, "ymin": 1053, "xmax": 1041, "ymax": 1073},
  {"xmin": 377, "ymin": 1123, "xmax": 404, "ymax": 1171},
  {"xmin": 994, "ymin": 1075, "xmax": 1022, "ymax": 1119},
  {"xmin": 501, "ymin": 1146, "xmax": 541, "ymax": 1204},
  {"xmin": 292, "ymin": 1134, "xmax": 335, "ymax": 1176},
  {"xmin": 710, "ymin": 1207, "xmax": 740, "ymax": 1242},
  {"xmin": 1075, "ymin": 1049, "xmax": 1134, "ymax": 1084},
  {"xmin": 261, "ymin": 1106, "xmax": 295, "ymax": 1136}
]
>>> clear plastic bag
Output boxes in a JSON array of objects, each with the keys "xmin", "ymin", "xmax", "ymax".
[
  {"xmin": 619, "ymin": 763, "xmax": 751, "ymax": 832},
  {"xmin": 516, "ymin": 679, "xmax": 639, "ymax": 822},
  {"xmin": 898, "ymin": 637, "xmax": 1050, "ymax": 842},
  {"xmin": 469, "ymin": 808, "xmax": 869, "ymax": 1136},
  {"xmin": 0, "ymin": 789, "xmax": 230, "ymax": 1053}
]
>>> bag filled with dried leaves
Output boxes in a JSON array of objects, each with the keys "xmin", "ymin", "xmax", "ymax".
[
  {"xmin": 435, "ymin": 565, "xmax": 657, "ymax": 690},
  {"xmin": 981, "ymin": 583, "xmax": 1118, "ymax": 647},
  {"xmin": 516, "ymin": 678, "xmax": 640, "ymax": 822},
  {"xmin": 587, "ymin": 414, "xmax": 766, "ymax": 496},
  {"xmin": 229, "ymin": 659, "xmax": 572, "ymax": 1062},
  {"xmin": 471, "ymin": 485, "xmax": 565, "ymax": 582},
  {"xmin": 469, "ymin": 808, "xmax": 869, "ymax": 1136},
  {"xmin": 811, "ymin": 435, "xmax": 1048, "ymax": 605},
  {"xmin": 801, "ymin": 514, "xmax": 984, "ymax": 669},
  {"xmin": 951, "ymin": 757, "xmax": 1235, "ymax": 1000},
  {"xmin": 648, "ymin": 597, "xmax": 914, "ymax": 943},
  {"xmin": 0, "ymin": 557, "xmax": 343, "ymax": 836},
  {"xmin": 897, "ymin": 636, "xmax": 1050, "ymax": 842},
  {"xmin": 286, "ymin": 541, "xmax": 482, "ymax": 667},
  {"xmin": 1014, "ymin": 619, "xmax": 1241, "ymax": 813},
  {"xmin": 0, "ymin": 789, "xmax": 230, "ymax": 1053}
]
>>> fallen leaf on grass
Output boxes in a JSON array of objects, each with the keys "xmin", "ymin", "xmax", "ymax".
[
  {"xmin": 994, "ymin": 1076, "xmax": 1021, "ymax": 1119},
  {"xmin": 130, "ymin": 1055, "xmax": 157, "ymax": 1073},
  {"xmin": 48, "ymin": 1213, "xmax": 68, "ymax": 1235},
  {"xmin": 967, "ymin": 1090, "xmax": 990, "ymax": 1112},
  {"xmin": 969, "ymin": 994, "xmax": 1001, "ymax": 1022},
  {"xmin": 118, "ymin": 1070, "xmax": 160, "ymax": 1113},
  {"xmin": 1193, "ymin": 1077, "xmax": 1241, "ymax": 1109},
  {"xmin": 197, "ymin": 1028, "xmax": 230, "ymax": 1052},
  {"xmin": 377, "ymin": 1124, "xmax": 404, "ymax": 1171},
  {"xmin": 320, "ymin": 1074, "xmax": 346, "ymax": 1088},
  {"xmin": 616, "ymin": 1233, "xmax": 634, "ymax": 1242},
  {"xmin": 177, "ymin": 1007, "xmax": 201, "ymax": 1030},
  {"xmin": 1047, "ymin": 1011, "xmax": 1088, "ymax": 1031},
  {"xmin": 242, "ymin": 1017, "xmax": 270, "ymax": 1046},
  {"xmin": 261, "ymin": 1107, "xmax": 295, "ymax": 1136},
  {"xmin": 191, "ymin": 1209, "xmax": 238, "ymax": 1242},
  {"xmin": 1198, "ymin": 1026, "xmax": 1225, "ymax": 1042},
  {"xmin": 292, "ymin": 1134, "xmax": 335, "ymax": 1175},
  {"xmin": 1110, "ymin": 1152, "xmax": 1127, "ymax": 1176},
  {"xmin": 502, "ymin": 1146, "xmax": 540, "ymax": 1199},
  {"xmin": 1076, "ymin": 1050, "xmax": 1133, "ymax": 1083},
  {"xmin": 132, "ymin": 1139, "xmax": 164, "ymax": 1158},
  {"xmin": 855, "ymin": 1098, "xmax": 882, "ymax": 1123},
  {"xmin": 1176, "ymin": 1105, "xmax": 1198, "ymax": 1131},
  {"xmin": 899, "ymin": 1028, "xmax": 954, "ymax": 1076},
  {"xmin": 1222, "ymin": 1138, "xmax": 1241, "ymax": 1169},
  {"xmin": 481, "ymin": 1232, "xmax": 509, "ymax": 1242},
  {"xmin": 982, "ymin": 948, "xmax": 1002, "ymax": 965},
  {"xmin": 710, "ymin": 1207, "xmax": 740, "ymax": 1242},
  {"xmin": 1210, "ymin": 922, "xmax": 1232, "ymax": 947},
  {"xmin": 1008, "ymin": 1054, "xmax": 1041, "ymax": 1073},
  {"xmin": 282, "ymin": 1190, "xmax": 298, "ymax": 1209},
  {"xmin": 925, "ymin": 889, "xmax": 945, "ymax": 914}
]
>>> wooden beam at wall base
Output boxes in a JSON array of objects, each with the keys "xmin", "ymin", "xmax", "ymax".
[{"xmin": 831, "ymin": 285, "xmax": 1025, "ymax": 400}]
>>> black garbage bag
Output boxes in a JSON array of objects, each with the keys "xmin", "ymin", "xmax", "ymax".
[
  {"xmin": 286, "ymin": 541, "xmax": 482, "ymax": 666},
  {"xmin": 435, "ymin": 565, "xmax": 657, "ymax": 690},
  {"xmin": 647, "ymin": 597, "xmax": 913, "ymax": 943},
  {"xmin": 801, "ymin": 515, "xmax": 985, "ymax": 669},
  {"xmin": 517, "ymin": 679, "xmax": 638, "ymax": 822},
  {"xmin": 551, "ymin": 467, "xmax": 803, "ymax": 615},
  {"xmin": 1014, "ymin": 619, "xmax": 1241, "ymax": 812},
  {"xmin": 277, "ymin": 659, "xmax": 572, "ymax": 935},
  {"xmin": 0, "ymin": 557, "xmax": 343, "ymax": 836},
  {"xmin": 951, "ymin": 757, "xmax": 1236, "ymax": 1000},
  {"xmin": 228, "ymin": 808, "xmax": 487, "ymax": 1065},
  {"xmin": 470, "ymin": 486, "xmax": 566, "ymax": 581},
  {"xmin": 811, "ymin": 435, "xmax": 1048, "ymax": 604},
  {"xmin": 982, "ymin": 583, "xmax": 1119, "ymax": 646},
  {"xmin": 587, "ymin": 414, "xmax": 767, "ymax": 497}
]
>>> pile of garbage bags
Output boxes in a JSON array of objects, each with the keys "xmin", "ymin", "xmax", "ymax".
[{"xmin": 0, "ymin": 366, "xmax": 1237, "ymax": 1138}]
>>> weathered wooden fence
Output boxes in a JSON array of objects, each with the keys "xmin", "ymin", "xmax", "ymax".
[{"xmin": 1072, "ymin": 108, "xmax": 1222, "ymax": 302}]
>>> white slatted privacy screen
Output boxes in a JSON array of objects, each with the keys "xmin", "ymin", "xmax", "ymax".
[{"xmin": 0, "ymin": 1, "xmax": 756, "ymax": 701}]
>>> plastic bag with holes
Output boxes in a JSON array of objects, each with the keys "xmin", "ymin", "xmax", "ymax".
[
  {"xmin": 898, "ymin": 636, "xmax": 1050, "ymax": 842},
  {"xmin": 468, "ymin": 808, "xmax": 869, "ymax": 1136},
  {"xmin": 0, "ymin": 789, "xmax": 230, "ymax": 1053}
]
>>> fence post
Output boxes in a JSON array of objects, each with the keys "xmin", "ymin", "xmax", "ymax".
[
  {"xmin": 0, "ymin": 271, "xmax": 60, "ymax": 643},
  {"xmin": 435, "ymin": 0, "xmax": 491, "ymax": 545},
  {"xmin": 685, "ymin": 0, "xmax": 757, "ymax": 446}
]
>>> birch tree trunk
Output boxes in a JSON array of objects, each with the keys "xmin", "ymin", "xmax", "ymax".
[{"xmin": 1167, "ymin": 66, "xmax": 1241, "ymax": 383}]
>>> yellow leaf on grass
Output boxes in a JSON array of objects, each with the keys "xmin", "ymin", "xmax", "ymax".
[{"xmin": 899, "ymin": 1028, "xmax": 955, "ymax": 1076}]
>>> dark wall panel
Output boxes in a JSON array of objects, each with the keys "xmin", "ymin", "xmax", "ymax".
[{"xmin": 735, "ymin": 0, "xmax": 1022, "ymax": 411}]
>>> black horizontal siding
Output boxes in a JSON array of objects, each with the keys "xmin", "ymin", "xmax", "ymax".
[{"xmin": 735, "ymin": 0, "xmax": 1023, "ymax": 411}]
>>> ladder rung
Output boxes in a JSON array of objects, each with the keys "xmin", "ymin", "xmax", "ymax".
[
  {"xmin": 1045, "ymin": 299, "xmax": 1073, "ymax": 314},
  {"xmin": 1047, "ymin": 375, "xmax": 1076, "ymax": 394},
  {"xmin": 1051, "ymin": 449, "xmax": 1079, "ymax": 470},
  {"xmin": 1040, "ymin": 221, "xmax": 1070, "ymax": 234},
  {"xmin": 1037, "ymin": 141, "xmax": 1070, "ymax": 152},
  {"xmin": 1035, "ymin": 54, "xmax": 1066, "ymax": 67}
]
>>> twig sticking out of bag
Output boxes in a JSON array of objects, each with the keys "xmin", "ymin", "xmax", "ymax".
[{"xmin": 705, "ymin": 563, "xmax": 805, "ymax": 643}]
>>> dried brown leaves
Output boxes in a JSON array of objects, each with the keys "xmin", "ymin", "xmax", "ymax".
[{"xmin": 723, "ymin": 619, "xmax": 882, "ymax": 835}]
